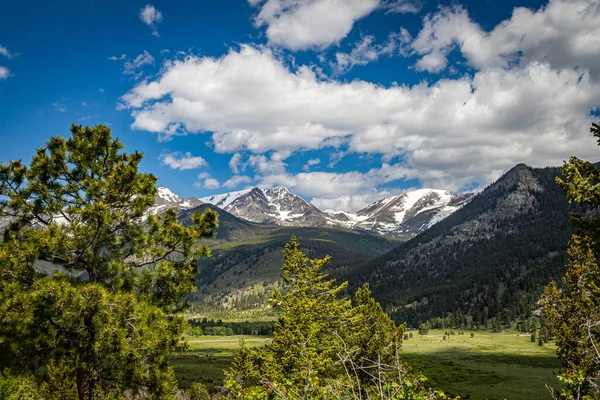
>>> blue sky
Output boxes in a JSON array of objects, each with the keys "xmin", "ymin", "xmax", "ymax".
[{"xmin": 1, "ymin": 0, "xmax": 599, "ymax": 211}]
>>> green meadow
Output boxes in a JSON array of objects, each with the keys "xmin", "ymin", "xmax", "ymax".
[
  {"xmin": 170, "ymin": 330, "xmax": 560, "ymax": 399},
  {"xmin": 400, "ymin": 331, "xmax": 560, "ymax": 399},
  {"xmin": 170, "ymin": 335, "xmax": 271, "ymax": 391}
]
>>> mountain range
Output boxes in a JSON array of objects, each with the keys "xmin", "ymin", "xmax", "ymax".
[
  {"xmin": 2, "ymin": 162, "xmax": 573, "ymax": 327},
  {"xmin": 344, "ymin": 163, "xmax": 574, "ymax": 327},
  {"xmin": 198, "ymin": 186, "xmax": 473, "ymax": 238},
  {"xmin": 178, "ymin": 163, "xmax": 575, "ymax": 328}
]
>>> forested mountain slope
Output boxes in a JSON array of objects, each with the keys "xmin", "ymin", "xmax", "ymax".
[
  {"xmin": 178, "ymin": 204, "xmax": 397, "ymax": 311},
  {"xmin": 346, "ymin": 164, "xmax": 576, "ymax": 327}
]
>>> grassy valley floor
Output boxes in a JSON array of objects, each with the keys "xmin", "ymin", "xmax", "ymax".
[
  {"xmin": 170, "ymin": 330, "xmax": 560, "ymax": 399},
  {"xmin": 401, "ymin": 331, "xmax": 560, "ymax": 399}
]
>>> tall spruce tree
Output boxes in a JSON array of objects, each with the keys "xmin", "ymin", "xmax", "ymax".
[
  {"xmin": 0, "ymin": 125, "xmax": 217, "ymax": 399},
  {"xmin": 543, "ymin": 122, "xmax": 600, "ymax": 399}
]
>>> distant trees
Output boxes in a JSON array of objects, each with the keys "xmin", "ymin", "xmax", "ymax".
[
  {"xmin": 0, "ymin": 125, "xmax": 217, "ymax": 399},
  {"xmin": 226, "ymin": 236, "xmax": 449, "ymax": 399},
  {"xmin": 543, "ymin": 122, "xmax": 600, "ymax": 399}
]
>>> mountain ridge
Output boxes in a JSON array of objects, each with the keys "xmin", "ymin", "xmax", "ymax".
[
  {"xmin": 200, "ymin": 186, "xmax": 474, "ymax": 237},
  {"xmin": 344, "ymin": 163, "xmax": 574, "ymax": 327}
]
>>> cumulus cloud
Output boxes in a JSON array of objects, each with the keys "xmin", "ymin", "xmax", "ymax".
[
  {"xmin": 223, "ymin": 175, "xmax": 253, "ymax": 188},
  {"xmin": 311, "ymin": 192, "xmax": 396, "ymax": 212},
  {"xmin": 229, "ymin": 153, "xmax": 243, "ymax": 174},
  {"xmin": 0, "ymin": 66, "xmax": 10, "ymax": 79},
  {"xmin": 411, "ymin": 0, "xmax": 600, "ymax": 77},
  {"xmin": 249, "ymin": 0, "xmax": 380, "ymax": 50},
  {"xmin": 333, "ymin": 29, "xmax": 411, "ymax": 73},
  {"xmin": 246, "ymin": 154, "xmax": 287, "ymax": 174},
  {"xmin": 200, "ymin": 178, "xmax": 221, "ymax": 190},
  {"xmin": 122, "ymin": 0, "xmax": 600, "ymax": 195},
  {"xmin": 139, "ymin": 4, "xmax": 163, "ymax": 37},
  {"xmin": 122, "ymin": 44, "xmax": 600, "ymax": 191},
  {"xmin": 258, "ymin": 164, "xmax": 421, "ymax": 211},
  {"xmin": 159, "ymin": 151, "xmax": 208, "ymax": 170}
]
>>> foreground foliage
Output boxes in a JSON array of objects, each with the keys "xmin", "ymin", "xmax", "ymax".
[
  {"xmin": 0, "ymin": 125, "xmax": 217, "ymax": 399},
  {"xmin": 543, "ymin": 122, "xmax": 600, "ymax": 399},
  {"xmin": 225, "ymin": 237, "xmax": 450, "ymax": 399}
]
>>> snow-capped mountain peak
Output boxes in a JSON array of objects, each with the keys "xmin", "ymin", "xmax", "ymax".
[
  {"xmin": 149, "ymin": 187, "xmax": 202, "ymax": 215},
  {"xmin": 201, "ymin": 186, "xmax": 474, "ymax": 236},
  {"xmin": 324, "ymin": 188, "xmax": 474, "ymax": 236},
  {"xmin": 156, "ymin": 187, "xmax": 183, "ymax": 205},
  {"xmin": 201, "ymin": 186, "xmax": 327, "ymax": 227}
]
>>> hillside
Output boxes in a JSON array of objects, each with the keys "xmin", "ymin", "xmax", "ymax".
[
  {"xmin": 346, "ymin": 164, "xmax": 575, "ymax": 328},
  {"xmin": 179, "ymin": 205, "xmax": 398, "ymax": 310}
]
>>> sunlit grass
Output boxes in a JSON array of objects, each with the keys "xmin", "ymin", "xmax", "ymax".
[{"xmin": 170, "ymin": 330, "xmax": 561, "ymax": 399}]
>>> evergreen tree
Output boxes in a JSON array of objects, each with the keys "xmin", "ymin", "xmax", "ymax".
[
  {"xmin": 226, "ymin": 237, "xmax": 448, "ymax": 399},
  {"xmin": 0, "ymin": 125, "xmax": 217, "ymax": 399},
  {"xmin": 542, "ymin": 122, "xmax": 600, "ymax": 399}
]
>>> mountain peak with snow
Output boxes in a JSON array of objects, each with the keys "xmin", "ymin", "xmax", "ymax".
[
  {"xmin": 149, "ymin": 187, "xmax": 203, "ymax": 215},
  {"xmin": 323, "ymin": 188, "xmax": 474, "ymax": 236},
  {"xmin": 201, "ymin": 186, "xmax": 474, "ymax": 235},
  {"xmin": 156, "ymin": 187, "xmax": 183, "ymax": 205},
  {"xmin": 201, "ymin": 186, "xmax": 328, "ymax": 227}
]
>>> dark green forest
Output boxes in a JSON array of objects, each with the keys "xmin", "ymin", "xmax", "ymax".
[{"xmin": 345, "ymin": 165, "xmax": 576, "ymax": 328}]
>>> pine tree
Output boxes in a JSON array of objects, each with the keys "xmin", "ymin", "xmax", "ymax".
[
  {"xmin": 257, "ymin": 236, "xmax": 351, "ymax": 394},
  {"xmin": 0, "ymin": 125, "xmax": 217, "ymax": 399},
  {"xmin": 542, "ymin": 122, "xmax": 600, "ymax": 399},
  {"xmin": 226, "ymin": 237, "xmax": 448, "ymax": 399}
]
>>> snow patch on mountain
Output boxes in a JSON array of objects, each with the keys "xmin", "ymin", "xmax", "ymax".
[{"xmin": 200, "ymin": 188, "xmax": 254, "ymax": 209}]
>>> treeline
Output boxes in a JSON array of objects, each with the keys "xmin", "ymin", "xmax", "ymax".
[{"xmin": 187, "ymin": 318, "xmax": 274, "ymax": 336}]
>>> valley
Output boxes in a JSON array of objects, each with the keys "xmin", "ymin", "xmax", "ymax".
[
  {"xmin": 171, "ymin": 330, "xmax": 560, "ymax": 400},
  {"xmin": 165, "ymin": 163, "xmax": 575, "ymax": 330}
]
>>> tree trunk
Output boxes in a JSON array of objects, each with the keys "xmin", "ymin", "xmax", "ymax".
[{"xmin": 76, "ymin": 369, "xmax": 92, "ymax": 400}]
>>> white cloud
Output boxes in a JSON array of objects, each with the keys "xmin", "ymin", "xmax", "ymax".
[
  {"xmin": 333, "ymin": 29, "xmax": 411, "ymax": 73},
  {"xmin": 0, "ymin": 66, "xmax": 10, "ymax": 79},
  {"xmin": 197, "ymin": 172, "xmax": 211, "ymax": 179},
  {"xmin": 229, "ymin": 153, "xmax": 243, "ymax": 174},
  {"xmin": 99, "ymin": 88, "xmax": 105, "ymax": 93},
  {"xmin": 122, "ymin": 4, "xmax": 600, "ymax": 192},
  {"xmin": 259, "ymin": 164, "xmax": 420, "ymax": 211},
  {"xmin": 53, "ymin": 102, "xmax": 67, "ymax": 113},
  {"xmin": 412, "ymin": 0, "xmax": 600, "ymax": 77},
  {"xmin": 250, "ymin": 0, "xmax": 380, "ymax": 50},
  {"xmin": 139, "ymin": 4, "xmax": 163, "ymax": 37},
  {"xmin": 159, "ymin": 151, "xmax": 208, "ymax": 170},
  {"xmin": 384, "ymin": 0, "xmax": 421, "ymax": 14},
  {"xmin": 311, "ymin": 192, "xmax": 394, "ymax": 212},
  {"xmin": 82, "ymin": 102, "xmax": 88, "ymax": 107},
  {"xmin": 303, "ymin": 158, "xmax": 321, "ymax": 171},
  {"xmin": 202, "ymin": 178, "xmax": 220, "ymax": 190},
  {"xmin": 123, "ymin": 51, "xmax": 154, "ymax": 78},
  {"xmin": 0, "ymin": 44, "xmax": 17, "ymax": 59},
  {"xmin": 246, "ymin": 154, "xmax": 286, "ymax": 174},
  {"xmin": 223, "ymin": 175, "xmax": 253, "ymax": 188},
  {"xmin": 77, "ymin": 115, "xmax": 99, "ymax": 122},
  {"xmin": 108, "ymin": 54, "xmax": 127, "ymax": 61}
]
